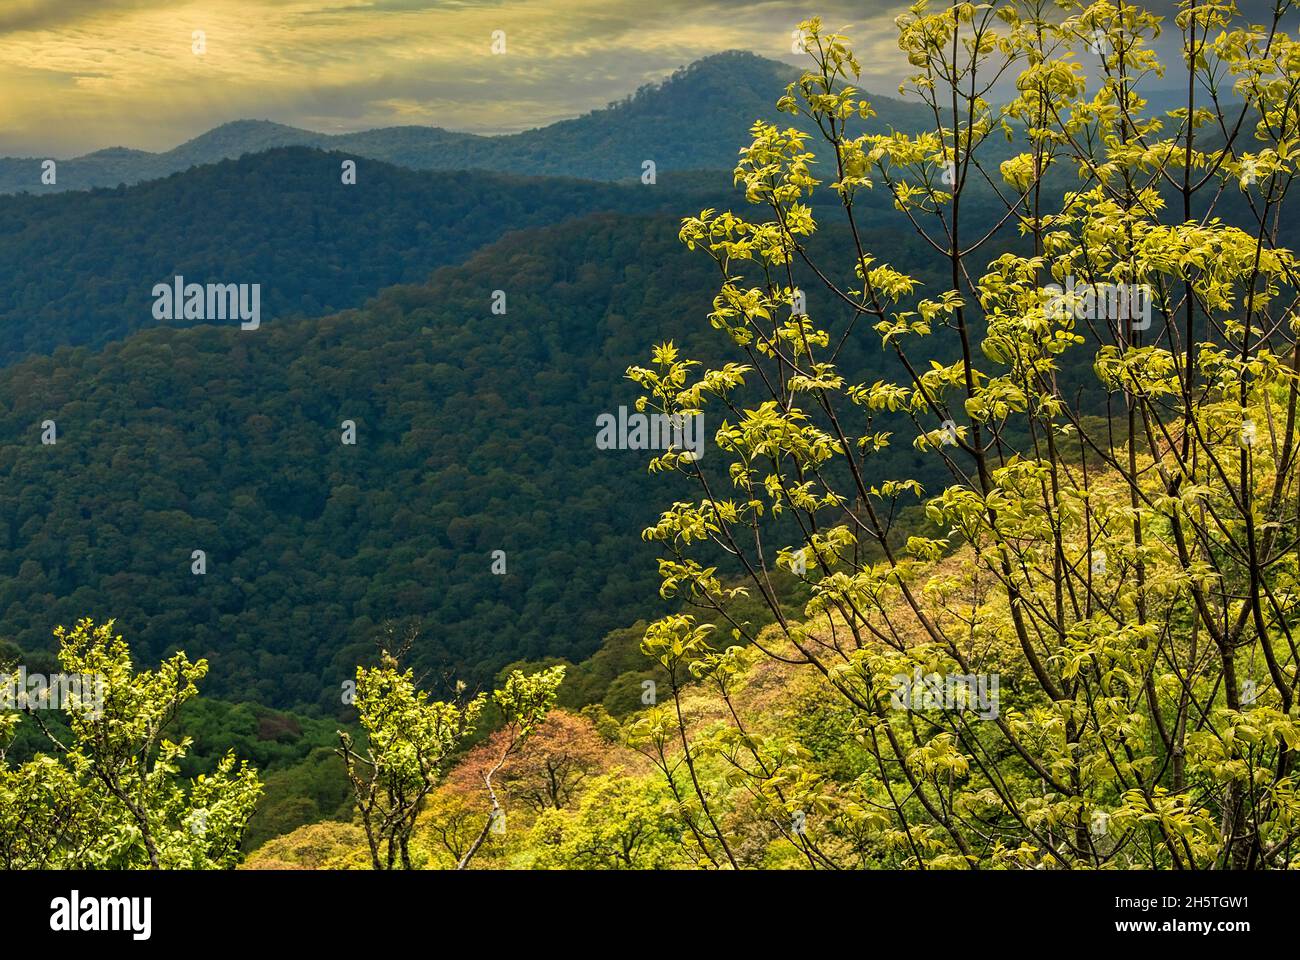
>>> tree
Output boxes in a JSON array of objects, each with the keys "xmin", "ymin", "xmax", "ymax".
[
  {"xmin": 417, "ymin": 788, "xmax": 483, "ymax": 867},
  {"xmin": 450, "ymin": 710, "xmax": 614, "ymax": 813},
  {"xmin": 0, "ymin": 618, "xmax": 261, "ymax": 868},
  {"xmin": 631, "ymin": 5, "xmax": 1300, "ymax": 869},
  {"xmin": 526, "ymin": 772, "xmax": 688, "ymax": 869},
  {"xmin": 336, "ymin": 653, "xmax": 484, "ymax": 870},
  {"xmin": 337, "ymin": 652, "xmax": 564, "ymax": 870},
  {"xmin": 455, "ymin": 666, "xmax": 565, "ymax": 869},
  {"xmin": 239, "ymin": 820, "xmax": 370, "ymax": 870}
]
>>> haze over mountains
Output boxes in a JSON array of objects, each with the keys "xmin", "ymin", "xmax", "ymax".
[{"xmin": 0, "ymin": 52, "xmax": 934, "ymax": 195}]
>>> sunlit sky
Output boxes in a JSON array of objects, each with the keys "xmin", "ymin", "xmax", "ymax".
[
  {"xmin": 0, "ymin": 0, "xmax": 913, "ymax": 156},
  {"xmin": 0, "ymin": 0, "xmax": 1258, "ymax": 157}
]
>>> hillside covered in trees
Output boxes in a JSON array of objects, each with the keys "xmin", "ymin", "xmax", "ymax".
[
  {"xmin": 0, "ymin": 205, "xmax": 945, "ymax": 713},
  {"xmin": 0, "ymin": 149, "xmax": 732, "ymax": 365},
  {"xmin": 242, "ymin": 5, "xmax": 1300, "ymax": 871}
]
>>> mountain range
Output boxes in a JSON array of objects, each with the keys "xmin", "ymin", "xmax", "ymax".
[
  {"xmin": 0, "ymin": 47, "xmax": 1162, "ymax": 710},
  {"xmin": 0, "ymin": 52, "xmax": 933, "ymax": 195}
]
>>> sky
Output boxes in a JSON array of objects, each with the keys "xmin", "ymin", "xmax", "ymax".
[
  {"xmin": 0, "ymin": 0, "xmax": 1281, "ymax": 158},
  {"xmin": 0, "ymin": 0, "xmax": 916, "ymax": 157}
]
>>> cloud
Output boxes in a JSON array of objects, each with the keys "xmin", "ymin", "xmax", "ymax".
[
  {"xmin": 3, "ymin": 0, "xmax": 1237, "ymax": 157},
  {"xmin": 0, "ymin": 0, "xmax": 175, "ymax": 35},
  {"xmin": 0, "ymin": 0, "xmax": 877, "ymax": 152}
]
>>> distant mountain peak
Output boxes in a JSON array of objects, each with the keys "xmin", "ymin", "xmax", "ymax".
[
  {"xmin": 80, "ymin": 146, "xmax": 153, "ymax": 160},
  {"xmin": 601, "ymin": 50, "xmax": 799, "ymax": 116},
  {"xmin": 210, "ymin": 118, "xmax": 297, "ymax": 130},
  {"xmin": 684, "ymin": 49, "xmax": 793, "ymax": 67}
]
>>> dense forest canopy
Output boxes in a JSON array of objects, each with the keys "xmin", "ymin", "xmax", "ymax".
[
  {"xmin": 0, "ymin": 149, "xmax": 732, "ymax": 365},
  {"xmin": 0, "ymin": 207, "xmax": 944, "ymax": 711}
]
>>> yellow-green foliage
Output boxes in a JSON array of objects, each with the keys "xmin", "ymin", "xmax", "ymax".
[
  {"xmin": 0, "ymin": 620, "xmax": 262, "ymax": 869},
  {"xmin": 627, "ymin": 5, "xmax": 1300, "ymax": 869},
  {"xmin": 240, "ymin": 821, "xmax": 370, "ymax": 870}
]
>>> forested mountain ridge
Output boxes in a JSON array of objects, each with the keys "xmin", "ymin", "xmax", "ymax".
[
  {"xmin": 0, "ymin": 212, "xmax": 706, "ymax": 710},
  {"xmin": 0, "ymin": 147, "xmax": 731, "ymax": 366},
  {"xmin": 4, "ymin": 0, "xmax": 1299, "ymax": 879},
  {"xmin": 0, "ymin": 203, "xmax": 938, "ymax": 714},
  {"xmin": 0, "ymin": 52, "xmax": 931, "ymax": 194}
]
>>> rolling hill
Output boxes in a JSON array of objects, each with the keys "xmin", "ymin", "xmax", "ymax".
[{"xmin": 0, "ymin": 147, "xmax": 731, "ymax": 366}]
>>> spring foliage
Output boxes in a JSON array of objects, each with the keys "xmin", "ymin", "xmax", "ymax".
[
  {"xmin": 627, "ymin": 3, "xmax": 1300, "ymax": 868},
  {"xmin": 0, "ymin": 619, "xmax": 261, "ymax": 868}
]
